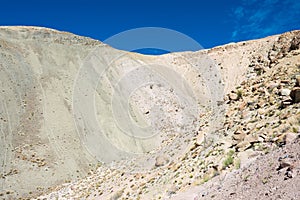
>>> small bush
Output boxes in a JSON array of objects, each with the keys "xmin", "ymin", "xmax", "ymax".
[
  {"xmin": 236, "ymin": 89, "xmax": 243, "ymax": 99},
  {"xmin": 203, "ymin": 176, "xmax": 210, "ymax": 183},
  {"xmin": 256, "ymin": 69, "xmax": 263, "ymax": 75},
  {"xmin": 292, "ymin": 127, "xmax": 298, "ymax": 133},
  {"xmin": 235, "ymin": 158, "xmax": 241, "ymax": 169},
  {"xmin": 223, "ymin": 150, "xmax": 234, "ymax": 169}
]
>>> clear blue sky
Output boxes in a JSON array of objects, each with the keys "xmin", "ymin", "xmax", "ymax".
[{"xmin": 1, "ymin": 0, "xmax": 299, "ymax": 52}]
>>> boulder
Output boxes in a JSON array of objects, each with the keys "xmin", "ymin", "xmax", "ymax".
[
  {"xmin": 236, "ymin": 141, "xmax": 251, "ymax": 151},
  {"xmin": 266, "ymin": 81, "xmax": 279, "ymax": 92},
  {"xmin": 290, "ymin": 87, "xmax": 300, "ymax": 103},
  {"xmin": 229, "ymin": 92, "xmax": 239, "ymax": 101},
  {"xmin": 283, "ymin": 132, "xmax": 299, "ymax": 144},
  {"xmin": 245, "ymin": 135, "xmax": 259, "ymax": 144},
  {"xmin": 280, "ymin": 88, "xmax": 291, "ymax": 96},
  {"xmin": 290, "ymin": 34, "xmax": 300, "ymax": 50},
  {"xmin": 155, "ymin": 155, "xmax": 169, "ymax": 167},
  {"xmin": 232, "ymin": 130, "xmax": 246, "ymax": 142},
  {"xmin": 296, "ymin": 75, "xmax": 300, "ymax": 86}
]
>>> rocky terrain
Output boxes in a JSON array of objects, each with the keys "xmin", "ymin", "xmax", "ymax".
[{"xmin": 0, "ymin": 27, "xmax": 299, "ymax": 199}]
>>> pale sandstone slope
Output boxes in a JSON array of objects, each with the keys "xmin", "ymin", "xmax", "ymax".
[{"xmin": 0, "ymin": 27, "xmax": 299, "ymax": 199}]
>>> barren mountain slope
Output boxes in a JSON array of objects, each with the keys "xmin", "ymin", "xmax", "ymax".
[{"xmin": 0, "ymin": 27, "xmax": 299, "ymax": 199}]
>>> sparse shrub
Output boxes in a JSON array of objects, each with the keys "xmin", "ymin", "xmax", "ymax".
[
  {"xmin": 223, "ymin": 150, "xmax": 234, "ymax": 169},
  {"xmin": 262, "ymin": 178, "xmax": 268, "ymax": 184},
  {"xmin": 203, "ymin": 176, "xmax": 210, "ymax": 183},
  {"xmin": 237, "ymin": 89, "xmax": 243, "ymax": 99},
  {"xmin": 256, "ymin": 69, "xmax": 263, "ymax": 75},
  {"xmin": 235, "ymin": 158, "xmax": 241, "ymax": 169},
  {"xmin": 201, "ymin": 174, "xmax": 211, "ymax": 184},
  {"xmin": 292, "ymin": 126, "xmax": 298, "ymax": 133}
]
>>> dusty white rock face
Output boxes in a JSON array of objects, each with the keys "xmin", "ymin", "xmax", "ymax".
[
  {"xmin": 0, "ymin": 26, "xmax": 225, "ymax": 198},
  {"xmin": 0, "ymin": 26, "xmax": 299, "ymax": 199},
  {"xmin": 0, "ymin": 26, "xmax": 102, "ymax": 198}
]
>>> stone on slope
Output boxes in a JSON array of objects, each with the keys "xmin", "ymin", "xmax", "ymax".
[{"xmin": 290, "ymin": 87, "xmax": 300, "ymax": 103}]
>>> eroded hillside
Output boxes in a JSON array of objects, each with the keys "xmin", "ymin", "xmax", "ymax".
[{"xmin": 0, "ymin": 27, "xmax": 299, "ymax": 199}]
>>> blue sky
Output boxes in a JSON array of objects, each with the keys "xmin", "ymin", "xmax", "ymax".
[{"xmin": 0, "ymin": 0, "xmax": 299, "ymax": 53}]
